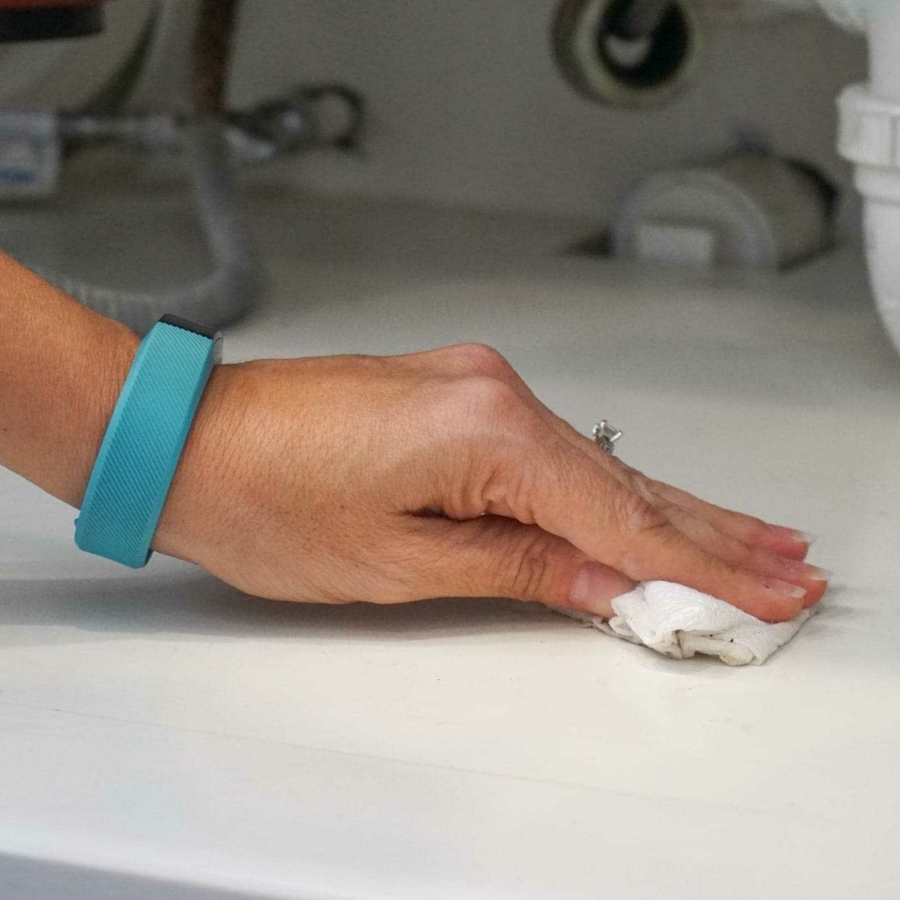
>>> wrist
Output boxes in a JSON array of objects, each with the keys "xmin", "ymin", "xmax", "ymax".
[
  {"xmin": 72, "ymin": 321, "xmax": 141, "ymax": 505},
  {"xmin": 151, "ymin": 362, "xmax": 245, "ymax": 564},
  {"xmin": 0, "ymin": 274, "xmax": 140, "ymax": 509}
]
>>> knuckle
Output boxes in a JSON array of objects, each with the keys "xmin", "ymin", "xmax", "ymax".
[
  {"xmin": 623, "ymin": 467, "xmax": 648, "ymax": 496},
  {"xmin": 459, "ymin": 375, "xmax": 522, "ymax": 421},
  {"xmin": 642, "ymin": 476, "xmax": 669, "ymax": 499},
  {"xmin": 748, "ymin": 516, "xmax": 774, "ymax": 544},
  {"xmin": 453, "ymin": 342, "xmax": 514, "ymax": 379},
  {"xmin": 426, "ymin": 378, "xmax": 531, "ymax": 495},
  {"xmin": 614, "ymin": 489, "xmax": 670, "ymax": 537},
  {"xmin": 635, "ymin": 476, "xmax": 674, "ymax": 515},
  {"xmin": 504, "ymin": 532, "xmax": 556, "ymax": 600},
  {"xmin": 489, "ymin": 460, "xmax": 539, "ymax": 522}
]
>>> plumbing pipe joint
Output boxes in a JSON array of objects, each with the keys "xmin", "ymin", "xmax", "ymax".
[{"xmin": 836, "ymin": 0, "xmax": 900, "ymax": 351}]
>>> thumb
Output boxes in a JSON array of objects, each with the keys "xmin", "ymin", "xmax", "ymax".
[{"xmin": 415, "ymin": 515, "xmax": 636, "ymax": 616}]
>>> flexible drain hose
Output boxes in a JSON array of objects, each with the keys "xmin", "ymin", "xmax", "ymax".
[{"xmin": 31, "ymin": 119, "xmax": 261, "ymax": 335}]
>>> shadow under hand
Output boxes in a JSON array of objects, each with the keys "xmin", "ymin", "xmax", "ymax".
[{"xmin": 0, "ymin": 569, "xmax": 562, "ymax": 649}]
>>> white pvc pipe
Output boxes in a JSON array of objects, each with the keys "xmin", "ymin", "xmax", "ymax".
[
  {"xmin": 827, "ymin": 0, "xmax": 900, "ymax": 352},
  {"xmin": 760, "ymin": 0, "xmax": 865, "ymax": 31},
  {"xmin": 867, "ymin": 0, "xmax": 900, "ymax": 101},
  {"xmin": 856, "ymin": 0, "xmax": 900, "ymax": 349},
  {"xmin": 863, "ymin": 1, "xmax": 900, "ymax": 351},
  {"xmin": 857, "ymin": 170, "xmax": 900, "ymax": 352}
]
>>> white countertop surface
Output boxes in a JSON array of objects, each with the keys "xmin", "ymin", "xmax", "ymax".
[{"xmin": 2, "ymin": 188, "xmax": 900, "ymax": 898}]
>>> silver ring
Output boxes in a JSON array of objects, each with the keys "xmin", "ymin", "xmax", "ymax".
[{"xmin": 592, "ymin": 420, "xmax": 623, "ymax": 455}]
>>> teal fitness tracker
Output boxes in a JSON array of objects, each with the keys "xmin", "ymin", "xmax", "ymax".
[{"xmin": 74, "ymin": 315, "xmax": 222, "ymax": 568}]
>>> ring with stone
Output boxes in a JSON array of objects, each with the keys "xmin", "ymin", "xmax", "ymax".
[{"xmin": 592, "ymin": 420, "xmax": 623, "ymax": 455}]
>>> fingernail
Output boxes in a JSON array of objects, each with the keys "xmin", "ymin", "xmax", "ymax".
[
  {"xmin": 779, "ymin": 559, "xmax": 833, "ymax": 582},
  {"xmin": 770, "ymin": 526, "xmax": 818, "ymax": 546},
  {"xmin": 805, "ymin": 565, "xmax": 832, "ymax": 582},
  {"xmin": 765, "ymin": 578, "xmax": 808, "ymax": 600},
  {"xmin": 569, "ymin": 562, "xmax": 632, "ymax": 618}
]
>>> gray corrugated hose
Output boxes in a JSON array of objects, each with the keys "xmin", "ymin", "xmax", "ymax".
[{"xmin": 33, "ymin": 119, "xmax": 261, "ymax": 335}]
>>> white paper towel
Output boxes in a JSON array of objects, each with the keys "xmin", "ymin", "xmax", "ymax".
[{"xmin": 567, "ymin": 581, "xmax": 815, "ymax": 666}]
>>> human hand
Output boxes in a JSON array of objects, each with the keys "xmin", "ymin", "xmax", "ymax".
[{"xmin": 154, "ymin": 343, "xmax": 828, "ymax": 622}]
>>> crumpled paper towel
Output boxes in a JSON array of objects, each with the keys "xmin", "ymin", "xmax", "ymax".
[{"xmin": 566, "ymin": 581, "xmax": 815, "ymax": 666}]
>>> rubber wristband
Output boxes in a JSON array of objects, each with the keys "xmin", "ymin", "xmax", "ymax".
[{"xmin": 74, "ymin": 315, "xmax": 221, "ymax": 568}]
